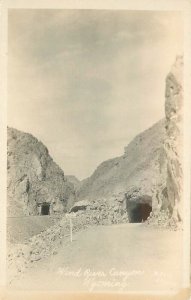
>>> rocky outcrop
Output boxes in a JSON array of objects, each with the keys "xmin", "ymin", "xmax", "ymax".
[
  {"xmin": 77, "ymin": 119, "xmax": 166, "ymax": 212},
  {"xmin": 164, "ymin": 56, "xmax": 183, "ymax": 221},
  {"xmin": 7, "ymin": 127, "xmax": 76, "ymax": 216},
  {"xmin": 70, "ymin": 200, "xmax": 90, "ymax": 212}
]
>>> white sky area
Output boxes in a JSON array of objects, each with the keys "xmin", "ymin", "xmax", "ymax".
[{"xmin": 8, "ymin": 10, "xmax": 183, "ymax": 180}]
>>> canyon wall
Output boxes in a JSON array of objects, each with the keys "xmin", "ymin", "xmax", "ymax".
[
  {"xmin": 77, "ymin": 119, "xmax": 166, "ymax": 212},
  {"xmin": 7, "ymin": 127, "xmax": 76, "ymax": 216},
  {"xmin": 164, "ymin": 56, "xmax": 183, "ymax": 221}
]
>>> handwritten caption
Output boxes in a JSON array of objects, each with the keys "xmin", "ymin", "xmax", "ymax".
[{"xmin": 57, "ymin": 267, "xmax": 149, "ymax": 291}]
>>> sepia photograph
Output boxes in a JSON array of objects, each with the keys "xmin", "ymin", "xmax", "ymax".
[{"xmin": 1, "ymin": 1, "xmax": 190, "ymax": 298}]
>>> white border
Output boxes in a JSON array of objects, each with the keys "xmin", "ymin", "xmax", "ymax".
[{"xmin": 1, "ymin": 0, "xmax": 191, "ymax": 296}]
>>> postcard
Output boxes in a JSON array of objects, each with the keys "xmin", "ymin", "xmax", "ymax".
[{"xmin": 0, "ymin": 0, "xmax": 191, "ymax": 299}]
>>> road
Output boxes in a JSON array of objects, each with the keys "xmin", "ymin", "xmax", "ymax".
[{"xmin": 9, "ymin": 223, "xmax": 183, "ymax": 292}]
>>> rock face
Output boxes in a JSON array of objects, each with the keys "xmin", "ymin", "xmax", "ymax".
[
  {"xmin": 7, "ymin": 127, "xmax": 76, "ymax": 216},
  {"xmin": 164, "ymin": 56, "xmax": 183, "ymax": 221},
  {"xmin": 77, "ymin": 119, "xmax": 166, "ymax": 214}
]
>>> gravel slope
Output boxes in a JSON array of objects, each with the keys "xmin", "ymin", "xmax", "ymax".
[{"xmin": 7, "ymin": 215, "xmax": 61, "ymax": 244}]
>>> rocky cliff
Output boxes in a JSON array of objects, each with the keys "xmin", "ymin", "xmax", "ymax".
[
  {"xmin": 77, "ymin": 119, "xmax": 166, "ymax": 211},
  {"xmin": 77, "ymin": 56, "xmax": 183, "ymax": 224},
  {"xmin": 164, "ymin": 56, "xmax": 183, "ymax": 221},
  {"xmin": 7, "ymin": 127, "xmax": 76, "ymax": 216}
]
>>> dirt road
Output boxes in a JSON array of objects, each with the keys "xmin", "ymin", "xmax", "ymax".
[{"xmin": 9, "ymin": 223, "xmax": 183, "ymax": 292}]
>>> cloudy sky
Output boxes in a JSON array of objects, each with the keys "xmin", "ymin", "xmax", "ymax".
[{"xmin": 8, "ymin": 10, "xmax": 183, "ymax": 179}]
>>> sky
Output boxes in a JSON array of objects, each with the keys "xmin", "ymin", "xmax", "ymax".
[{"xmin": 8, "ymin": 10, "xmax": 183, "ymax": 180}]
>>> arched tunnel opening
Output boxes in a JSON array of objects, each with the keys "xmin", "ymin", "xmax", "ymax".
[
  {"xmin": 128, "ymin": 203, "xmax": 152, "ymax": 223},
  {"xmin": 126, "ymin": 195, "xmax": 152, "ymax": 223}
]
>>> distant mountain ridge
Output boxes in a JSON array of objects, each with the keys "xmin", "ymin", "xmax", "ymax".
[{"xmin": 65, "ymin": 175, "xmax": 81, "ymax": 190}]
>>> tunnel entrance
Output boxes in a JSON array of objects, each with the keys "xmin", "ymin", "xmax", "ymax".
[
  {"xmin": 41, "ymin": 203, "xmax": 50, "ymax": 215},
  {"xmin": 128, "ymin": 203, "xmax": 152, "ymax": 223}
]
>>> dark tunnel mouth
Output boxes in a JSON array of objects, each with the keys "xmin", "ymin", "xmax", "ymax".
[
  {"xmin": 128, "ymin": 202, "xmax": 152, "ymax": 223},
  {"xmin": 41, "ymin": 203, "xmax": 50, "ymax": 215}
]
